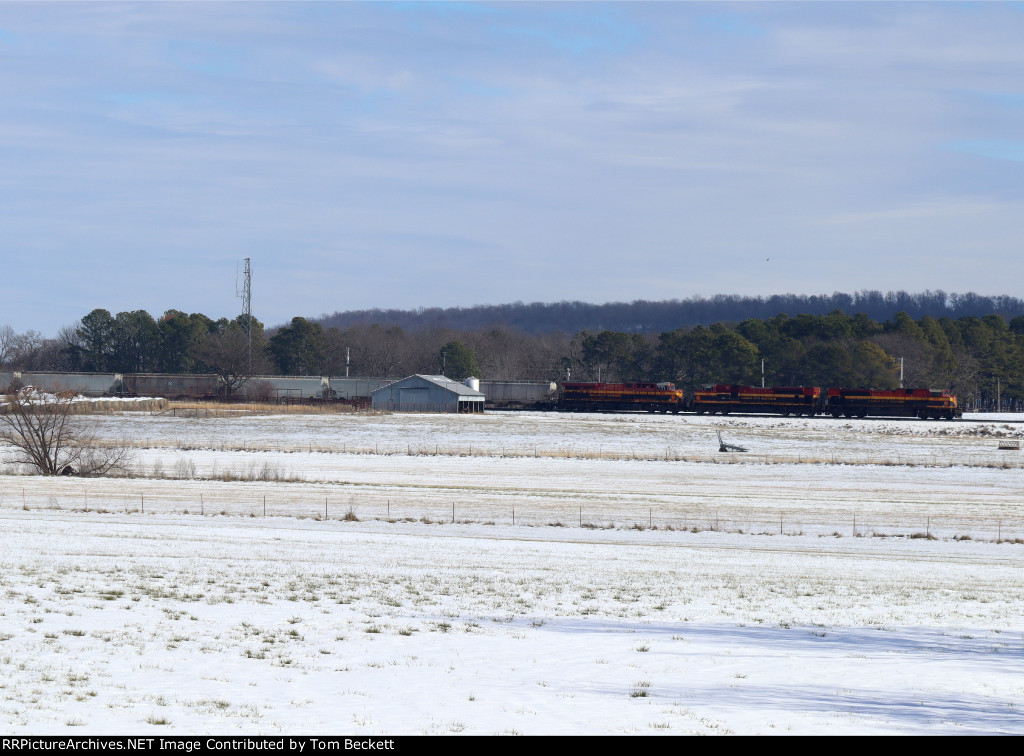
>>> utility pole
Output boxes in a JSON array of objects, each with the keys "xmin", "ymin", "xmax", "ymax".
[
  {"xmin": 346, "ymin": 347, "xmax": 350, "ymax": 378},
  {"xmin": 899, "ymin": 357, "xmax": 904, "ymax": 389}
]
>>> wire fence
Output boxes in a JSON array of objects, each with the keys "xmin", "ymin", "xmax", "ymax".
[{"xmin": 2, "ymin": 486, "xmax": 1020, "ymax": 544}]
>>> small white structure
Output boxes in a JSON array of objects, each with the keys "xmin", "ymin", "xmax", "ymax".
[{"xmin": 371, "ymin": 375, "xmax": 485, "ymax": 413}]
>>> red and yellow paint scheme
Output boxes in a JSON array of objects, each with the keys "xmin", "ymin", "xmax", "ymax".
[
  {"xmin": 692, "ymin": 385, "xmax": 822, "ymax": 416},
  {"xmin": 558, "ymin": 382, "xmax": 686, "ymax": 413},
  {"xmin": 826, "ymin": 388, "xmax": 961, "ymax": 419}
]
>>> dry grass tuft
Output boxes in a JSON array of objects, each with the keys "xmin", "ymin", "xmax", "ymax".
[{"xmin": 163, "ymin": 401, "xmax": 363, "ymax": 416}]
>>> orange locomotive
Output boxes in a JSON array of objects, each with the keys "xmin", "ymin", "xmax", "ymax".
[
  {"xmin": 558, "ymin": 381, "xmax": 686, "ymax": 413},
  {"xmin": 692, "ymin": 385, "xmax": 822, "ymax": 416},
  {"xmin": 557, "ymin": 381, "xmax": 962, "ymax": 419},
  {"xmin": 826, "ymin": 388, "xmax": 961, "ymax": 420}
]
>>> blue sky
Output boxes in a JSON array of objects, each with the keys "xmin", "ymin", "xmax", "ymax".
[{"xmin": 2, "ymin": 1, "xmax": 1024, "ymax": 334}]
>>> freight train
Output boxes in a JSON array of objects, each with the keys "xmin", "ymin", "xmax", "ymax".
[
  {"xmin": 558, "ymin": 381, "xmax": 686, "ymax": 413},
  {"xmin": 558, "ymin": 382, "xmax": 961, "ymax": 419},
  {"xmin": 825, "ymin": 387, "xmax": 961, "ymax": 420},
  {"xmin": 692, "ymin": 384, "xmax": 821, "ymax": 416}
]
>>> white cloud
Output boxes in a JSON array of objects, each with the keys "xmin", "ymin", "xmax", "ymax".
[{"xmin": 1, "ymin": 3, "xmax": 1023, "ymax": 333}]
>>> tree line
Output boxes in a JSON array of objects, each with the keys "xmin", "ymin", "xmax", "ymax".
[
  {"xmin": 318, "ymin": 290, "xmax": 1024, "ymax": 335},
  {"xmin": 2, "ymin": 306, "xmax": 1023, "ymax": 409}
]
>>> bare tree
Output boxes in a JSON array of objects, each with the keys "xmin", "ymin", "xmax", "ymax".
[
  {"xmin": 195, "ymin": 323, "xmax": 270, "ymax": 397},
  {"xmin": 347, "ymin": 324, "xmax": 409, "ymax": 377},
  {"xmin": 472, "ymin": 328, "xmax": 533, "ymax": 379},
  {"xmin": 0, "ymin": 329, "xmax": 46, "ymax": 370},
  {"xmin": 872, "ymin": 332, "xmax": 941, "ymax": 387},
  {"xmin": 0, "ymin": 388, "xmax": 133, "ymax": 476},
  {"xmin": 0, "ymin": 324, "xmax": 14, "ymax": 369}
]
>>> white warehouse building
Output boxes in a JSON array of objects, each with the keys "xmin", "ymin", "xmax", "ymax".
[{"xmin": 370, "ymin": 375, "xmax": 485, "ymax": 413}]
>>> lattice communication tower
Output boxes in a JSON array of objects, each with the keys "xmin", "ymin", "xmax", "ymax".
[{"xmin": 236, "ymin": 257, "xmax": 252, "ymax": 370}]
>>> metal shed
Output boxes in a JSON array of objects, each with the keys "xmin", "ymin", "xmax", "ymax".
[{"xmin": 371, "ymin": 375, "xmax": 485, "ymax": 413}]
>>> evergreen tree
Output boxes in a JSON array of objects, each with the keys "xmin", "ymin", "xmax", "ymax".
[
  {"xmin": 76, "ymin": 309, "xmax": 116, "ymax": 372},
  {"xmin": 440, "ymin": 341, "xmax": 480, "ymax": 380},
  {"xmin": 269, "ymin": 317, "xmax": 326, "ymax": 375}
]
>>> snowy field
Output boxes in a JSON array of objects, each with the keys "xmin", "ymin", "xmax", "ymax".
[
  {"xmin": 83, "ymin": 408, "xmax": 1024, "ymax": 467},
  {"xmin": 2, "ymin": 409, "xmax": 1024, "ymax": 734},
  {"xmin": 5, "ymin": 410, "xmax": 1024, "ymax": 538}
]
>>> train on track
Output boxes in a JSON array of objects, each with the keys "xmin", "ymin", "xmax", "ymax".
[{"xmin": 557, "ymin": 382, "xmax": 962, "ymax": 420}]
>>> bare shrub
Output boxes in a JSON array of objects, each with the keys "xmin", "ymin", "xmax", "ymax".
[
  {"xmin": 246, "ymin": 380, "xmax": 276, "ymax": 402},
  {"xmin": 0, "ymin": 387, "xmax": 133, "ymax": 476},
  {"xmin": 256, "ymin": 461, "xmax": 282, "ymax": 482},
  {"xmin": 173, "ymin": 458, "xmax": 197, "ymax": 480}
]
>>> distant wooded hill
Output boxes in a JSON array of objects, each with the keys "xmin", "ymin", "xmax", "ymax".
[{"xmin": 316, "ymin": 291, "xmax": 1024, "ymax": 334}]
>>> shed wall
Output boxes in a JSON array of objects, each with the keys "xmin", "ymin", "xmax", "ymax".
[{"xmin": 371, "ymin": 376, "xmax": 483, "ymax": 413}]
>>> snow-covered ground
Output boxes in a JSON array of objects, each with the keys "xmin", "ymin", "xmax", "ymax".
[
  {"xmin": 84, "ymin": 409, "xmax": 1024, "ymax": 469},
  {"xmin": 1, "ymin": 409, "xmax": 1023, "ymax": 733},
  {"xmin": 1, "ymin": 513, "xmax": 1022, "ymax": 735},
  {"xmin": 6, "ymin": 410, "xmax": 1023, "ymax": 538}
]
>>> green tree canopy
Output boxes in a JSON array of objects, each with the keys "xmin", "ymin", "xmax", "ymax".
[
  {"xmin": 269, "ymin": 317, "xmax": 325, "ymax": 375},
  {"xmin": 440, "ymin": 340, "xmax": 480, "ymax": 380},
  {"xmin": 76, "ymin": 309, "xmax": 115, "ymax": 372}
]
